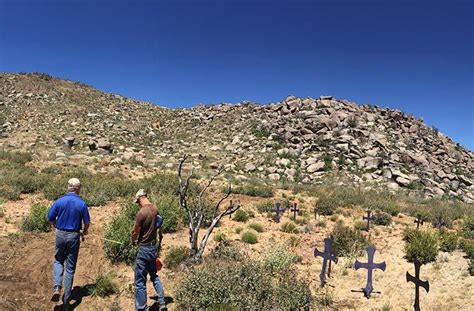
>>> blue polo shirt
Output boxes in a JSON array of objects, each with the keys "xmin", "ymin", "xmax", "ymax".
[{"xmin": 47, "ymin": 193, "xmax": 90, "ymax": 231}]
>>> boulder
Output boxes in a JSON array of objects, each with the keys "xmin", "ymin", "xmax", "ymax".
[{"xmin": 307, "ymin": 161, "xmax": 325, "ymax": 173}]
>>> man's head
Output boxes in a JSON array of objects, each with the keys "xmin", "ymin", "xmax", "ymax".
[
  {"xmin": 134, "ymin": 189, "xmax": 147, "ymax": 205},
  {"xmin": 67, "ymin": 178, "xmax": 81, "ymax": 194}
]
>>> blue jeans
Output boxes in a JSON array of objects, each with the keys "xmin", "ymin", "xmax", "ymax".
[
  {"xmin": 135, "ymin": 244, "xmax": 165, "ymax": 310},
  {"xmin": 53, "ymin": 229, "xmax": 80, "ymax": 304}
]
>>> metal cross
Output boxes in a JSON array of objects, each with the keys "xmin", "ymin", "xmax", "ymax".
[
  {"xmin": 406, "ymin": 259, "xmax": 429, "ymax": 311},
  {"xmin": 363, "ymin": 209, "xmax": 373, "ymax": 231},
  {"xmin": 272, "ymin": 203, "xmax": 285, "ymax": 223},
  {"xmin": 354, "ymin": 245, "xmax": 386, "ymax": 298},
  {"xmin": 314, "ymin": 237, "xmax": 338, "ymax": 285},
  {"xmin": 290, "ymin": 202, "xmax": 300, "ymax": 220},
  {"xmin": 228, "ymin": 200, "xmax": 235, "ymax": 219},
  {"xmin": 414, "ymin": 214, "xmax": 423, "ymax": 229},
  {"xmin": 435, "ymin": 216, "xmax": 445, "ymax": 229}
]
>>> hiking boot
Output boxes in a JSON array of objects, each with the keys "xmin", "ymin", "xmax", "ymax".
[
  {"xmin": 51, "ymin": 285, "xmax": 61, "ymax": 302},
  {"xmin": 158, "ymin": 304, "xmax": 168, "ymax": 311}
]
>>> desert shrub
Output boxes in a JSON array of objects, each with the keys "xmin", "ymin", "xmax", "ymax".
[
  {"xmin": 175, "ymin": 258, "xmax": 311, "ymax": 309},
  {"xmin": 438, "ymin": 230, "xmax": 458, "ymax": 253},
  {"xmin": 373, "ymin": 211, "xmax": 392, "ymax": 226},
  {"xmin": 230, "ymin": 183, "xmax": 274, "ymax": 198},
  {"xmin": 248, "ymin": 222, "xmax": 264, "ymax": 233},
  {"xmin": 233, "ymin": 209, "xmax": 249, "ymax": 222},
  {"xmin": 152, "ymin": 194, "xmax": 181, "ymax": 233},
  {"xmin": 281, "ymin": 221, "xmax": 299, "ymax": 234},
  {"xmin": 403, "ymin": 227, "xmax": 416, "ymax": 242},
  {"xmin": 315, "ymin": 195, "xmax": 337, "ymax": 215},
  {"xmin": 21, "ymin": 204, "xmax": 50, "ymax": 232},
  {"xmin": 0, "ymin": 184, "xmax": 21, "ymax": 201},
  {"xmin": 404, "ymin": 230, "xmax": 439, "ymax": 264},
  {"xmin": 213, "ymin": 232, "xmax": 227, "ymax": 242},
  {"xmin": 354, "ymin": 220, "xmax": 366, "ymax": 231},
  {"xmin": 315, "ymin": 287, "xmax": 334, "ymax": 307},
  {"xmin": 89, "ymin": 272, "xmax": 119, "ymax": 297},
  {"xmin": 255, "ymin": 200, "xmax": 273, "ymax": 213},
  {"xmin": 459, "ymin": 238, "xmax": 474, "ymax": 259},
  {"xmin": 365, "ymin": 196, "xmax": 401, "ymax": 217},
  {"xmin": 331, "ymin": 222, "xmax": 368, "ymax": 257},
  {"xmin": 264, "ymin": 245, "xmax": 301, "ymax": 273},
  {"xmin": 175, "ymin": 260, "xmax": 273, "ymax": 309},
  {"xmin": 164, "ymin": 246, "xmax": 190, "ymax": 269},
  {"xmin": 241, "ymin": 231, "xmax": 258, "ymax": 244},
  {"xmin": 235, "ymin": 227, "xmax": 243, "ymax": 234},
  {"xmin": 469, "ymin": 259, "xmax": 474, "ymax": 276},
  {"xmin": 273, "ymin": 275, "xmax": 312, "ymax": 309},
  {"xmin": 462, "ymin": 215, "xmax": 474, "ymax": 239},
  {"xmin": 209, "ymin": 240, "xmax": 244, "ymax": 262},
  {"xmin": 103, "ymin": 213, "xmax": 137, "ymax": 265}
]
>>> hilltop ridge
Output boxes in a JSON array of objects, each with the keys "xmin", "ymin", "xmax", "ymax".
[{"xmin": 0, "ymin": 72, "xmax": 472, "ymax": 202}]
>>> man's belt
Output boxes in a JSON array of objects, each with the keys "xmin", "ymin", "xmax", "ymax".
[{"xmin": 57, "ymin": 228, "xmax": 80, "ymax": 233}]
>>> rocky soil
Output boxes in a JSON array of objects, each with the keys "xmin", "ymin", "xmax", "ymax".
[{"xmin": 0, "ymin": 72, "xmax": 473, "ymax": 202}]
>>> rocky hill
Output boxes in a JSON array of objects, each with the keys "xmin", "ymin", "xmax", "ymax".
[{"xmin": 0, "ymin": 72, "xmax": 473, "ymax": 202}]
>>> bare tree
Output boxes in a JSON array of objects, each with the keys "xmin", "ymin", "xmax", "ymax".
[{"xmin": 177, "ymin": 155, "xmax": 240, "ymax": 261}]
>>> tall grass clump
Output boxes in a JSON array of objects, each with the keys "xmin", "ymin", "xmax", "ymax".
[{"xmin": 331, "ymin": 222, "xmax": 368, "ymax": 257}]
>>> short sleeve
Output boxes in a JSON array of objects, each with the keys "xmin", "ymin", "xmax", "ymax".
[{"xmin": 83, "ymin": 204, "xmax": 91, "ymax": 225}]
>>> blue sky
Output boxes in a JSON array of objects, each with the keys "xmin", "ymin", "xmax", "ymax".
[{"xmin": 0, "ymin": 0, "xmax": 472, "ymax": 150}]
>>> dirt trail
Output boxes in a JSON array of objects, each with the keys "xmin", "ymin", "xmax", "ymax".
[{"xmin": 0, "ymin": 196, "xmax": 473, "ymax": 310}]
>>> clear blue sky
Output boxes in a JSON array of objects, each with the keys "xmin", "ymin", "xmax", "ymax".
[{"xmin": 1, "ymin": 0, "xmax": 473, "ymax": 150}]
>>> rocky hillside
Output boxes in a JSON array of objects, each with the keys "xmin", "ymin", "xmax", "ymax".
[{"xmin": 0, "ymin": 72, "xmax": 473, "ymax": 202}]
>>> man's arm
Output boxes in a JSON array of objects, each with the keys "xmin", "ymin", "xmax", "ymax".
[
  {"xmin": 82, "ymin": 204, "xmax": 91, "ymax": 235},
  {"xmin": 130, "ymin": 212, "xmax": 142, "ymax": 245}
]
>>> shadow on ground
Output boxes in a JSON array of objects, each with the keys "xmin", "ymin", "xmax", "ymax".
[{"xmin": 53, "ymin": 284, "xmax": 94, "ymax": 310}]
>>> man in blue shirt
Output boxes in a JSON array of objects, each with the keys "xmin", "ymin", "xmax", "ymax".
[{"xmin": 47, "ymin": 178, "xmax": 90, "ymax": 307}]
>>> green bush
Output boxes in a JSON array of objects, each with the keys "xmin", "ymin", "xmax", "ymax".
[
  {"xmin": 459, "ymin": 238, "xmax": 474, "ymax": 259},
  {"xmin": 438, "ymin": 230, "xmax": 458, "ymax": 253},
  {"xmin": 331, "ymin": 222, "xmax": 368, "ymax": 257},
  {"xmin": 315, "ymin": 195, "xmax": 337, "ymax": 215},
  {"xmin": 164, "ymin": 246, "xmax": 190, "ymax": 269},
  {"xmin": 469, "ymin": 259, "xmax": 474, "ymax": 276},
  {"xmin": 152, "ymin": 194, "xmax": 181, "ymax": 233},
  {"xmin": 404, "ymin": 230, "xmax": 439, "ymax": 264},
  {"xmin": 273, "ymin": 275, "xmax": 312, "ymax": 309},
  {"xmin": 255, "ymin": 200, "xmax": 273, "ymax": 213},
  {"xmin": 175, "ymin": 258, "xmax": 311, "ymax": 309},
  {"xmin": 354, "ymin": 220, "xmax": 366, "ymax": 231},
  {"xmin": 281, "ymin": 221, "xmax": 299, "ymax": 234},
  {"xmin": 264, "ymin": 245, "xmax": 301, "ymax": 273},
  {"xmin": 89, "ymin": 272, "xmax": 119, "ymax": 297},
  {"xmin": 373, "ymin": 211, "xmax": 392, "ymax": 226},
  {"xmin": 235, "ymin": 227, "xmax": 243, "ymax": 234},
  {"xmin": 463, "ymin": 215, "xmax": 474, "ymax": 239},
  {"xmin": 230, "ymin": 183, "xmax": 274, "ymax": 198},
  {"xmin": 403, "ymin": 227, "xmax": 416, "ymax": 242},
  {"xmin": 0, "ymin": 184, "xmax": 21, "ymax": 201},
  {"xmin": 213, "ymin": 232, "xmax": 227, "ymax": 242},
  {"xmin": 233, "ymin": 209, "xmax": 249, "ymax": 222},
  {"xmin": 209, "ymin": 240, "xmax": 244, "ymax": 262},
  {"xmin": 21, "ymin": 204, "xmax": 50, "ymax": 232},
  {"xmin": 103, "ymin": 213, "xmax": 137, "ymax": 265},
  {"xmin": 241, "ymin": 231, "xmax": 258, "ymax": 244},
  {"xmin": 248, "ymin": 222, "xmax": 264, "ymax": 233}
]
